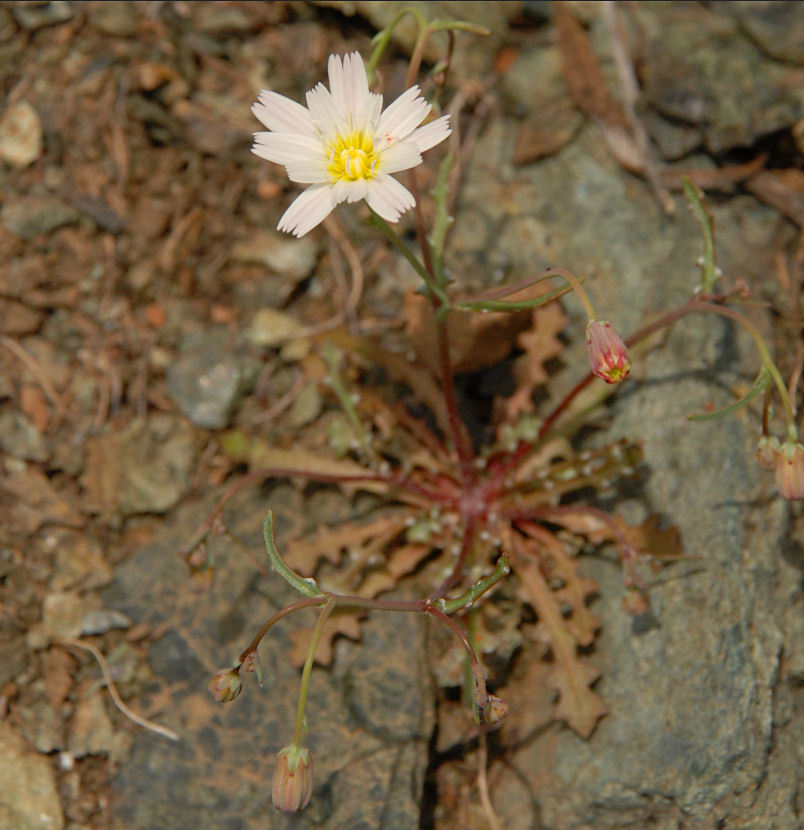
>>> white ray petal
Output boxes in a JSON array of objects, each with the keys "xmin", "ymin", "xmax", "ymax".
[
  {"xmin": 330, "ymin": 52, "xmax": 371, "ymax": 118},
  {"xmin": 378, "ymin": 141, "xmax": 422, "ymax": 174},
  {"xmin": 277, "ymin": 185, "xmax": 335, "ymax": 237},
  {"xmin": 252, "ymin": 91, "xmax": 315, "ymax": 137},
  {"xmin": 331, "ymin": 178, "xmax": 369, "ymax": 205},
  {"xmin": 284, "ymin": 157, "xmax": 329, "ymax": 184},
  {"xmin": 376, "ymin": 86, "xmax": 430, "ymax": 147},
  {"xmin": 406, "ymin": 115, "xmax": 451, "ymax": 152},
  {"xmin": 328, "ymin": 53, "xmax": 348, "ymax": 112},
  {"xmin": 306, "ymin": 84, "xmax": 342, "ymax": 140},
  {"xmin": 252, "ymin": 132, "xmax": 324, "ymax": 166},
  {"xmin": 356, "ymin": 91, "xmax": 383, "ymax": 130},
  {"xmin": 365, "ymin": 175, "xmax": 416, "ymax": 223}
]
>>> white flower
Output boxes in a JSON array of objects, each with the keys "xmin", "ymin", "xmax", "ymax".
[{"xmin": 252, "ymin": 52, "xmax": 451, "ymax": 237}]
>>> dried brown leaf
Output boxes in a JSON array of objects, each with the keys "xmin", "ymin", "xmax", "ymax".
[
  {"xmin": 403, "ymin": 290, "xmax": 532, "ymax": 375},
  {"xmin": 1, "ymin": 467, "xmax": 82, "ymax": 540},
  {"xmin": 386, "ymin": 543, "xmax": 432, "ymax": 579},
  {"xmin": 222, "ymin": 433, "xmax": 387, "ymax": 493},
  {"xmin": 498, "ymin": 654, "xmax": 554, "ymax": 742},
  {"xmin": 554, "ymin": 2, "xmax": 628, "ymax": 129},
  {"xmin": 503, "ymin": 301, "xmax": 569, "ymax": 420},
  {"xmin": 284, "ymin": 514, "xmax": 410, "ymax": 574},
  {"xmin": 338, "ymin": 332, "xmax": 454, "ymax": 441},
  {"xmin": 42, "ymin": 646, "xmax": 75, "ymax": 708},
  {"xmin": 618, "ymin": 514, "xmax": 684, "ymax": 563},
  {"xmin": 518, "ymin": 521, "xmax": 600, "ymax": 646},
  {"xmin": 81, "ymin": 432, "xmax": 122, "ymax": 521},
  {"xmin": 548, "ymin": 655, "xmax": 607, "ymax": 739},
  {"xmin": 289, "ymin": 612, "xmax": 363, "ymax": 667},
  {"xmin": 509, "ymin": 532, "xmax": 607, "ymax": 738}
]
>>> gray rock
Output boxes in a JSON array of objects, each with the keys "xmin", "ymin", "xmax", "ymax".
[
  {"xmin": 640, "ymin": 4, "xmax": 804, "ymax": 153},
  {"xmin": 1, "ymin": 195, "xmax": 78, "ymax": 239},
  {"xmin": 166, "ymin": 335, "xmax": 258, "ymax": 430},
  {"xmin": 452, "ymin": 107, "xmax": 796, "ymax": 826},
  {"xmin": 12, "ymin": 1, "xmax": 71, "ymax": 30},
  {"xmin": 728, "ymin": 1, "xmax": 804, "ymax": 65},
  {"xmin": 641, "ymin": 110, "xmax": 702, "ymax": 162},
  {"xmin": 231, "ymin": 230, "xmax": 318, "ymax": 282},
  {"xmin": 0, "ymin": 409, "xmax": 49, "ymax": 462},
  {"xmin": 20, "ymin": 698, "xmax": 64, "ymax": 754},
  {"xmin": 104, "ymin": 488, "xmax": 433, "ymax": 829},
  {"xmin": 0, "ymin": 721, "xmax": 64, "ymax": 830},
  {"xmin": 117, "ymin": 416, "xmax": 196, "ymax": 515},
  {"xmin": 85, "ymin": 1, "xmax": 139, "ymax": 37},
  {"xmin": 80, "ymin": 608, "xmax": 131, "ymax": 636},
  {"xmin": 0, "ymin": 640, "xmax": 28, "ymax": 686}
]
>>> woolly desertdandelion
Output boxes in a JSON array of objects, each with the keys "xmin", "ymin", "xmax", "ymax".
[{"xmin": 251, "ymin": 52, "xmax": 451, "ymax": 237}]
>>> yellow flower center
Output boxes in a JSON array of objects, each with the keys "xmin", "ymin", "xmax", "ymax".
[{"xmin": 326, "ymin": 130, "xmax": 378, "ymax": 183}]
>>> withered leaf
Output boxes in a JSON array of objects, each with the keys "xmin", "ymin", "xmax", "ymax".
[
  {"xmin": 510, "ymin": 533, "xmax": 607, "ymax": 738},
  {"xmin": 284, "ymin": 514, "xmax": 411, "ymax": 574},
  {"xmin": 289, "ymin": 611, "xmax": 363, "ymax": 668},
  {"xmin": 503, "ymin": 300, "xmax": 568, "ymax": 420},
  {"xmin": 517, "ymin": 520, "xmax": 600, "ymax": 647},
  {"xmin": 221, "ymin": 432, "xmax": 387, "ymax": 493},
  {"xmin": 403, "ymin": 289, "xmax": 532, "ymax": 375},
  {"xmin": 554, "ymin": 2, "xmax": 628, "ymax": 129},
  {"xmin": 42, "ymin": 646, "xmax": 76, "ymax": 709},
  {"xmin": 618, "ymin": 514, "xmax": 684, "ymax": 564}
]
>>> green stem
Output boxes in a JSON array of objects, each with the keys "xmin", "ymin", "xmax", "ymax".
[
  {"xmin": 366, "ymin": 8, "xmax": 428, "ymax": 80},
  {"xmin": 455, "ymin": 282, "xmax": 574, "ymax": 313},
  {"xmin": 682, "ymin": 177, "xmax": 718, "ymax": 293},
  {"xmin": 368, "ymin": 208, "xmax": 449, "ymax": 305},
  {"xmin": 686, "ymin": 369, "xmax": 769, "ymax": 422},
  {"xmin": 430, "ymin": 153, "xmax": 454, "ymax": 288},
  {"xmin": 693, "ymin": 301, "xmax": 796, "ymax": 434},
  {"xmin": 434, "ymin": 555, "xmax": 510, "ymax": 614},
  {"xmin": 547, "ymin": 268, "xmax": 597, "ymax": 320},
  {"xmin": 293, "ymin": 597, "xmax": 335, "ymax": 744}
]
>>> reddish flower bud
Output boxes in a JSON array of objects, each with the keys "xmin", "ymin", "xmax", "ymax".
[
  {"xmin": 775, "ymin": 439, "xmax": 804, "ymax": 500},
  {"xmin": 208, "ymin": 668, "xmax": 242, "ymax": 703},
  {"xmin": 585, "ymin": 320, "xmax": 631, "ymax": 384},
  {"xmin": 272, "ymin": 743, "xmax": 313, "ymax": 813},
  {"xmin": 756, "ymin": 435, "xmax": 780, "ymax": 471}
]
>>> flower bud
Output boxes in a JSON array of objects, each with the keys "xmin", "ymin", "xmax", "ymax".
[
  {"xmin": 482, "ymin": 694, "xmax": 508, "ymax": 725},
  {"xmin": 775, "ymin": 439, "xmax": 804, "ymax": 500},
  {"xmin": 585, "ymin": 320, "xmax": 631, "ymax": 384},
  {"xmin": 272, "ymin": 743, "xmax": 313, "ymax": 813},
  {"xmin": 208, "ymin": 668, "xmax": 242, "ymax": 703},
  {"xmin": 756, "ymin": 435, "xmax": 780, "ymax": 471}
]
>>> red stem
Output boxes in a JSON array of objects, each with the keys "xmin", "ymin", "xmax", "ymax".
[{"xmin": 431, "ymin": 518, "xmax": 477, "ymax": 600}]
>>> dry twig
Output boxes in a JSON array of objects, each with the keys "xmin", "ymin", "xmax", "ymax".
[{"xmin": 61, "ymin": 638, "xmax": 179, "ymax": 742}]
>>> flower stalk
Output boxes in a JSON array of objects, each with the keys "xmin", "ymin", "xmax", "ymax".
[{"xmin": 294, "ymin": 597, "xmax": 336, "ymax": 745}]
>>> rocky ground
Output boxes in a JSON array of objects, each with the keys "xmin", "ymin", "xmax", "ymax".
[{"xmin": 1, "ymin": 2, "xmax": 803, "ymax": 829}]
